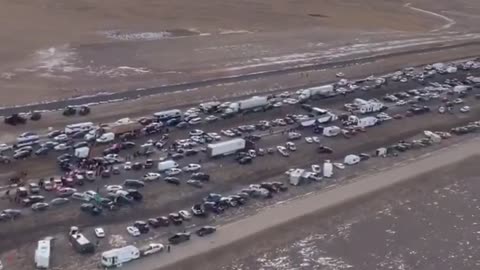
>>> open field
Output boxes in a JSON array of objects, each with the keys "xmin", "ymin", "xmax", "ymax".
[{"xmin": 0, "ymin": 0, "xmax": 480, "ymax": 105}]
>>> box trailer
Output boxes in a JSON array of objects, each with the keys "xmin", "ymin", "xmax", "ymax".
[
  {"xmin": 35, "ymin": 238, "xmax": 51, "ymax": 269},
  {"xmin": 74, "ymin": 146, "xmax": 90, "ymax": 159},
  {"xmin": 207, "ymin": 138, "xmax": 246, "ymax": 157},
  {"xmin": 157, "ymin": 160, "xmax": 178, "ymax": 172},
  {"xmin": 101, "ymin": 245, "xmax": 140, "ymax": 268}
]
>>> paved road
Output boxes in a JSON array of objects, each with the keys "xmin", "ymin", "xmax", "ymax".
[
  {"xmin": 120, "ymin": 137, "xmax": 480, "ymax": 270},
  {"xmin": 1, "ymin": 41, "xmax": 479, "ymax": 116}
]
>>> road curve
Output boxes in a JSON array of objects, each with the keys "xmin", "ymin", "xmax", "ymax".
[
  {"xmin": 1, "ymin": 40, "xmax": 480, "ymax": 116},
  {"xmin": 121, "ymin": 138, "xmax": 480, "ymax": 270}
]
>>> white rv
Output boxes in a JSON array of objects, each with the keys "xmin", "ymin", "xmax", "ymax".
[
  {"xmin": 35, "ymin": 238, "xmax": 51, "ymax": 269},
  {"xmin": 101, "ymin": 245, "xmax": 140, "ymax": 268},
  {"xmin": 153, "ymin": 109, "xmax": 182, "ymax": 121}
]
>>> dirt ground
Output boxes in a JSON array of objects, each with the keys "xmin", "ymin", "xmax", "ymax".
[
  {"xmin": 1, "ymin": 45, "xmax": 479, "ymax": 144},
  {"xmin": 1, "ymin": 0, "xmax": 480, "ymax": 105},
  {"xmin": 162, "ymin": 146, "xmax": 480, "ymax": 270}
]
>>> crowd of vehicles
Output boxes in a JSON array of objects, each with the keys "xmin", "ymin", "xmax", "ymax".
[{"xmin": 1, "ymin": 59, "xmax": 480, "ymax": 269}]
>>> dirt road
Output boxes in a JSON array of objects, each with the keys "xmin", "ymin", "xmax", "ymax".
[{"xmin": 123, "ymin": 138, "xmax": 480, "ymax": 270}]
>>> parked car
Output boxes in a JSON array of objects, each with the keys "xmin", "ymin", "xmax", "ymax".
[
  {"xmin": 143, "ymin": 172, "xmax": 161, "ymax": 181},
  {"xmin": 186, "ymin": 179, "xmax": 203, "ymax": 188},
  {"xmin": 191, "ymin": 204, "xmax": 207, "ymax": 217},
  {"xmin": 183, "ymin": 163, "xmax": 201, "ymax": 172},
  {"xmin": 196, "ymin": 226, "xmax": 216, "ymax": 237},
  {"xmin": 50, "ymin": 198, "xmax": 70, "ymax": 206},
  {"xmin": 123, "ymin": 179, "xmax": 145, "ymax": 188},
  {"xmin": 80, "ymin": 203, "xmax": 102, "ymax": 216},
  {"xmin": 168, "ymin": 232, "xmax": 191, "ymax": 244},
  {"xmin": 133, "ymin": 220, "xmax": 150, "ymax": 234},
  {"xmin": 29, "ymin": 183, "xmax": 40, "ymax": 194},
  {"xmin": 165, "ymin": 168, "xmax": 182, "ymax": 176},
  {"xmin": 164, "ymin": 177, "xmax": 180, "ymax": 185},
  {"xmin": 31, "ymin": 202, "xmax": 49, "ymax": 211},
  {"xmin": 94, "ymin": 227, "xmax": 105, "ymax": 238},
  {"xmin": 168, "ymin": 213, "xmax": 183, "ymax": 225},
  {"xmin": 127, "ymin": 226, "xmax": 140, "ymax": 237},
  {"xmin": 156, "ymin": 216, "xmax": 170, "ymax": 227},
  {"xmin": 178, "ymin": 210, "xmax": 192, "ymax": 220},
  {"xmin": 191, "ymin": 173, "xmax": 210, "ymax": 182},
  {"xmin": 140, "ymin": 243, "xmax": 164, "ymax": 256}
]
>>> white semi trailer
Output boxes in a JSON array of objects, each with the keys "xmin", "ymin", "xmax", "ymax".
[
  {"xmin": 207, "ymin": 138, "xmax": 246, "ymax": 157},
  {"xmin": 224, "ymin": 96, "xmax": 269, "ymax": 114}
]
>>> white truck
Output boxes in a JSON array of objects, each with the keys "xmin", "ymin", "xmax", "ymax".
[
  {"xmin": 356, "ymin": 116, "xmax": 378, "ymax": 128},
  {"xmin": 101, "ymin": 245, "xmax": 140, "ymax": 268},
  {"xmin": 207, "ymin": 138, "xmax": 246, "ymax": 157},
  {"xmin": 323, "ymin": 160, "xmax": 333, "ymax": 178},
  {"xmin": 352, "ymin": 98, "xmax": 385, "ymax": 114},
  {"xmin": 157, "ymin": 160, "xmax": 178, "ymax": 172},
  {"xmin": 289, "ymin": 168, "xmax": 305, "ymax": 186},
  {"xmin": 35, "ymin": 238, "xmax": 51, "ymax": 269},
  {"xmin": 298, "ymin": 85, "xmax": 336, "ymax": 100},
  {"xmin": 224, "ymin": 96, "xmax": 269, "ymax": 114},
  {"xmin": 96, "ymin": 132, "xmax": 115, "ymax": 144},
  {"xmin": 74, "ymin": 146, "xmax": 90, "ymax": 159},
  {"xmin": 323, "ymin": 126, "xmax": 341, "ymax": 137}
]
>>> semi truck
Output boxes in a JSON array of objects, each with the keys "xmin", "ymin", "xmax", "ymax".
[
  {"xmin": 298, "ymin": 85, "xmax": 336, "ymax": 100},
  {"xmin": 101, "ymin": 245, "xmax": 140, "ymax": 268},
  {"xmin": 224, "ymin": 96, "xmax": 269, "ymax": 115},
  {"xmin": 103, "ymin": 121, "xmax": 143, "ymax": 136},
  {"xmin": 207, "ymin": 138, "xmax": 246, "ymax": 157}
]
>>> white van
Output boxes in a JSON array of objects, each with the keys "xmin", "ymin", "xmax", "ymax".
[
  {"xmin": 65, "ymin": 122, "xmax": 94, "ymax": 134},
  {"xmin": 153, "ymin": 109, "xmax": 182, "ymax": 121},
  {"xmin": 101, "ymin": 245, "xmax": 140, "ymax": 267},
  {"xmin": 96, "ymin": 132, "xmax": 115, "ymax": 144},
  {"xmin": 157, "ymin": 160, "xmax": 178, "ymax": 171}
]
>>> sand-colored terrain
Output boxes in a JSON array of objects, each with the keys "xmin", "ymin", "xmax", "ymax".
[{"xmin": 0, "ymin": 0, "xmax": 479, "ymax": 105}]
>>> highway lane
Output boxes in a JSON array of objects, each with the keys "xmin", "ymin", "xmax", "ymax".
[
  {"xmin": 1, "ymin": 40, "xmax": 479, "ymax": 116},
  {"xmin": 121, "ymin": 137, "xmax": 480, "ymax": 270}
]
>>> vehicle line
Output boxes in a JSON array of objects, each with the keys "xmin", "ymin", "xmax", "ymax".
[{"xmin": 124, "ymin": 137, "xmax": 480, "ymax": 270}]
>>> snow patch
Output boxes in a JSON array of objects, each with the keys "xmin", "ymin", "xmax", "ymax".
[{"xmin": 100, "ymin": 31, "xmax": 173, "ymax": 41}]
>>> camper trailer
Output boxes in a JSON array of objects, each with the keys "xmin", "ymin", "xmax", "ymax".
[{"xmin": 101, "ymin": 245, "xmax": 140, "ymax": 268}]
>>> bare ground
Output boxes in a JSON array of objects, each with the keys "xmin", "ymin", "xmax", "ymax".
[{"xmin": 0, "ymin": 0, "xmax": 480, "ymax": 105}]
